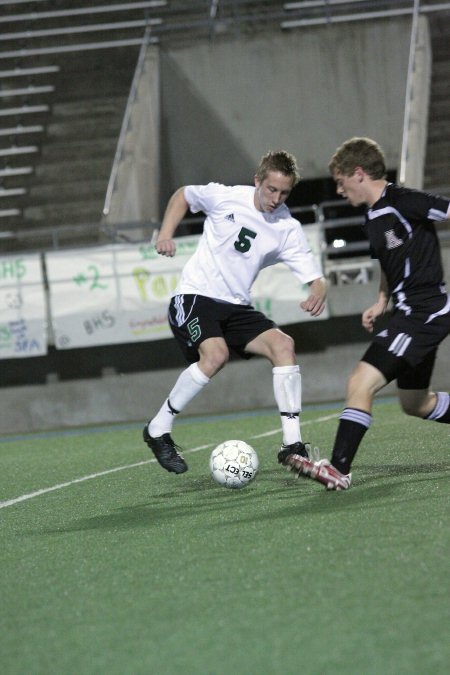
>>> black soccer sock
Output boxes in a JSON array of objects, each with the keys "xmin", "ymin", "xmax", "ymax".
[
  {"xmin": 330, "ymin": 408, "xmax": 372, "ymax": 475},
  {"xmin": 425, "ymin": 392, "xmax": 450, "ymax": 424}
]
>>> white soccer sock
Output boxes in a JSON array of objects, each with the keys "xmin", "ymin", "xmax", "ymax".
[
  {"xmin": 426, "ymin": 391, "xmax": 450, "ymax": 423},
  {"xmin": 149, "ymin": 363, "xmax": 210, "ymax": 436},
  {"xmin": 273, "ymin": 365, "xmax": 302, "ymax": 445}
]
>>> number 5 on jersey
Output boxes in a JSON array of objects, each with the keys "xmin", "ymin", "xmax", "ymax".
[{"xmin": 234, "ymin": 227, "xmax": 257, "ymax": 253}]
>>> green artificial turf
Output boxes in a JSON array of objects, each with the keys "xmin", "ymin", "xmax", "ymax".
[{"xmin": 1, "ymin": 401, "xmax": 449, "ymax": 675}]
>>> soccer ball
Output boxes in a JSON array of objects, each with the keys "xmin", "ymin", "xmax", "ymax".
[{"xmin": 209, "ymin": 440, "xmax": 259, "ymax": 489}]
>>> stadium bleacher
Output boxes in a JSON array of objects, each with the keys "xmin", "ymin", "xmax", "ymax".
[
  {"xmin": 0, "ymin": 1, "xmax": 448, "ymax": 420},
  {"xmin": 0, "ymin": 0, "xmax": 448, "ymax": 250}
]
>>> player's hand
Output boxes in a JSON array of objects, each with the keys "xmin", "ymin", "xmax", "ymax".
[
  {"xmin": 362, "ymin": 303, "xmax": 385, "ymax": 332},
  {"xmin": 300, "ymin": 293, "xmax": 326, "ymax": 317},
  {"xmin": 301, "ymin": 278, "xmax": 327, "ymax": 317},
  {"xmin": 155, "ymin": 239, "xmax": 176, "ymax": 257}
]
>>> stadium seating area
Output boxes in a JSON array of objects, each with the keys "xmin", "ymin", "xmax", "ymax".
[
  {"xmin": 423, "ymin": 8, "xmax": 450, "ymax": 197},
  {"xmin": 0, "ymin": 1, "xmax": 449, "ymax": 252}
]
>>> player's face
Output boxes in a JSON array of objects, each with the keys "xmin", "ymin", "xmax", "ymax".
[
  {"xmin": 254, "ymin": 171, "xmax": 294, "ymax": 213},
  {"xmin": 333, "ymin": 169, "xmax": 366, "ymax": 206}
]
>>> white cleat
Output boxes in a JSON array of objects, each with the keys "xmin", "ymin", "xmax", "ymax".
[
  {"xmin": 287, "ymin": 456, "xmax": 352, "ymax": 490},
  {"xmin": 310, "ymin": 459, "xmax": 352, "ymax": 490}
]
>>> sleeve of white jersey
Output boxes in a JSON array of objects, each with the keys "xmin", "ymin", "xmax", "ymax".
[
  {"xmin": 184, "ymin": 183, "xmax": 225, "ymax": 215},
  {"xmin": 278, "ymin": 220, "xmax": 323, "ymax": 284}
]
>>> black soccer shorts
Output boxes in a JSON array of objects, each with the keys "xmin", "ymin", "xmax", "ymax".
[
  {"xmin": 362, "ymin": 341, "xmax": 438, "ymax": 389},
  {"xmin": 361, "ymin": 300, "xmax": 450, "ymax": 389},
  {"xmin": 168, "ymin": 294, "xmax": 276, "ymax": 363}
]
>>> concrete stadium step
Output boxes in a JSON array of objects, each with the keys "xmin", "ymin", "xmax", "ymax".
[
  {"xmin": 0, "ymin": 124, "xmax": 45, "ymax": 142},
  {"xmin": 46, "ymin": 117, "xmax": 124, "ymax": 141},
  {"xmin": 23, "ymin": 198, "xmax": 104, "ymax": 226},
  {"xmin": 425, "ymin": 139, "xmax": 450, "ymax": 163},
  {"xmin": 27, "ymin": 179, "xmax": 107, "ymax": 203},
  {"xmin": 0, "ymin": 166, "xmax": 33, "ymax": 191},
  {"xmin": 427, "ymin": 99, "xmax": 450, "ymax": 122},
  {"xmin": 40, "ymin": 137, "xmax": 117, "ymax": 161},
  {"xmin": 34, "ymin": 157, "xmax": 111, "ymax": 182},
  {"xmin": 51, "ymin": 96, "xmax": 128, "ymax": 120},
  {"xmin": 427, "ymin": 119, "xmax": 450, "ymax": 140},
  {"xmin": 2, "ymin": 226, "xmax": 105, "ymax": 254},
  {"xmin": 52, "ymin": 72, "xmax": 135, "ymax": 102},
  {"xmin": 424, "ymin": 13, "xmax": 450, "ymax": 196}
]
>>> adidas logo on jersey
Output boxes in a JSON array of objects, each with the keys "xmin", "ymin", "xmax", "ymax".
[
  {"xmin": 225, "ymin": 213, "xmax": 235, "ymax": 222},
  {"xmin": 385, "ymin": 229, "xmax": 403, "ymax": 249}
]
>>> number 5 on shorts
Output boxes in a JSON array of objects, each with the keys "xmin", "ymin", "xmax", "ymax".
[{"xmin": 187, "ymin": 317, "xmax": 201, "ymax": 342}]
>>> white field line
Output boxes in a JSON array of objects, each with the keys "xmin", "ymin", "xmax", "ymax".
[
  {"xmin": 252, "ymin": 413, "xmax": 339, "ymax": 438},
  {"xmin": 0, "ymin": 414, "xmax": 339, "ymax": 510}
]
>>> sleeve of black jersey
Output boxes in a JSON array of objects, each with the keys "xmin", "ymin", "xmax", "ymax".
[{"xmin": 397, "ymin": 186, "xmax": 450, "ymax": 224}]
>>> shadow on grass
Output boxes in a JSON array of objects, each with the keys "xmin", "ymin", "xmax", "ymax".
[{"xmin": 31, "ymin": 460, "xmax": 449, "ymax": 535}]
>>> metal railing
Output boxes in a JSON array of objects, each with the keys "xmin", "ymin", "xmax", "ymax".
[
  {"xmin": 281, "ymin": 1, "xmax": 450, "ymax": 28},
  {"xmin": 0, "ymin": 18, "xmax": 162, "ymax": 43},
  {"xmin": 2, "ymin": 2, "xmax": 449, "ymax": 54},
  {"xmin": 0, "ymin": 1, "xmax": 167, "ymax": 24},
  {"xmin": 1, "ymin": 198, "xmax": 448, "ymax": 254},
  {"xmin": 0, "ymin": 66, "xmax": 60, "ymax": 78}
]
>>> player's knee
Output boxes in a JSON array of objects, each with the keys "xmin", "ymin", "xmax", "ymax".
[
  {"xmin": 274, "ymin": 332, "xmax": 296, "ymax": 360},
  {"xmin": 347, "ymin": 361, "xmax": 385, "ymax": 399},
  {"xmin": 201, "ymin": 345, "xmax": 229, "ymax": 374},
  {"xmin": 346, "ymin": 369, "xmax": 367, "ymax": 397}
]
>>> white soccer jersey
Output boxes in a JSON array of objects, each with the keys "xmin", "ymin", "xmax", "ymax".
[{"xmin": 175, "ymin": 183, "xmax": 322, "ymax": 305}]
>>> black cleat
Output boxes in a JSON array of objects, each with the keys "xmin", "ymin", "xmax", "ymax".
[
  {"xmin": 143, "ymin": 425, "xmax": 188, "ymax": 474},
  {"xmin": 277, "ymin": 441, "xmax": 310, "ymax": 466}
]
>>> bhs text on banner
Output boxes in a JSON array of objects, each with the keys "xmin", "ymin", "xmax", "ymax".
[{"xmin": 0, "ymin": 254, "xmax": 47, "ymax": 358}]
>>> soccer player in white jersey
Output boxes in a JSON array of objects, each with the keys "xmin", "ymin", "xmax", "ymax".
[
  {"xmin": 143, "ymin": 150, "xmax": 327, "ymax": 473},
  {"xmin": 286, "ymin": 137, "xmax": 450, "ymax": 490}
]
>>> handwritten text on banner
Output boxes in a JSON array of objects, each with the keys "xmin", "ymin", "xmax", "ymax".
[{"xmin": 0, "ymin": 254, "xmax": 47, "ymax": 358}]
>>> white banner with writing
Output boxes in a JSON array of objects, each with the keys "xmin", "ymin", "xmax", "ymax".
[
  {"xmin": 46, "ymin": 238, "xmax": 199, "ymax": 349},
  {"xmin": 0, "ymin": 254, "xmax": 47, "ymax": 358},
  {"xmin": 46, "ymin": 226, "xmax": 326, "ymax": 350}
]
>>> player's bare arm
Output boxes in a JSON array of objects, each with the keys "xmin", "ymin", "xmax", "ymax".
[
  {"xmin": 300, "ymin": 276, "xmax": 327, "ymax": 317},
  {"xmin": 155, "ymin": 186, "xmax": 190, "ymax": 257},
  {"xmin": 362, "ymin": 268, "xmax": 389, "ymax": 332}
]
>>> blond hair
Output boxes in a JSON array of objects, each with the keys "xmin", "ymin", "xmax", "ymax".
[{"xmin": 255, "ymin": 150, "xmax": 301, "ymax": 185}]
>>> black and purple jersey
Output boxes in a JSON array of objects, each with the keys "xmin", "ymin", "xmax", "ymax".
[{"xmin": 365, "ymin": 183, "xmax": 449, "ymax": 312}]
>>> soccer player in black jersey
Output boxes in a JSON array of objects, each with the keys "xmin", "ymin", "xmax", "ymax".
[{"xmin": 287, "ymin": 137, "xmax": 450, "ymax": 490}]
